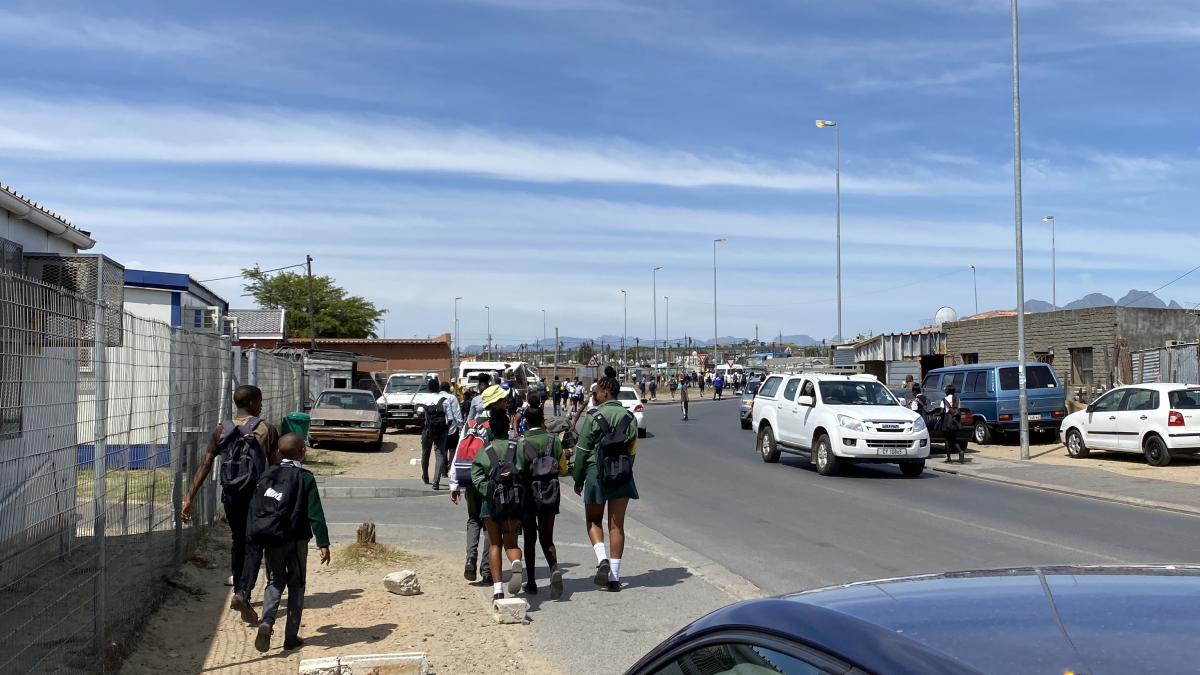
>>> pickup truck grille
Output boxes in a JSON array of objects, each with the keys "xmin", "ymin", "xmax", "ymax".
[
  {"xmin": 865, "ymin": 420, "xmax": 910, "ymax": 433},
  {"xmin": 866, "ymin": 440, "xmax": 913, "ymax": 449},
  {"xmin": 387, "ymin": 404, "xmax": 415, "ymax": 411}
]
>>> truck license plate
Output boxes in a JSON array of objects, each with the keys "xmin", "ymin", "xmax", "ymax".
[
  {"xmin": 1028, "ymin": 414, "xmax": 1042, "ymax": 421},
  {"xmin": 879, "ymin": 448, "xmax": 906, "ymax": 456}
]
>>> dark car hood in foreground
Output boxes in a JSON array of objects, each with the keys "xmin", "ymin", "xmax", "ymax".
[{"xmin": 632, "ymin": 566, "xmax": 1200, "ymax": 675}]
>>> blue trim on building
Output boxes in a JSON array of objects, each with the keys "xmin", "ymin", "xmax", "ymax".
[
  {"xmin": 170, "ymin": 292, "xmax": 181, "ymax": 327},
  {"xmin": 77, "ymin": 443, "xmax": 172, "ymax": 469},
  {"xmin": 124, "ymin": 269, "xmax": 190, "ymax": 291}
]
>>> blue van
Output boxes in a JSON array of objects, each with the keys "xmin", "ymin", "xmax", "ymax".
[{"xmin": 921, "ymin": 362, "xmax": 1067, "ymax": 444}]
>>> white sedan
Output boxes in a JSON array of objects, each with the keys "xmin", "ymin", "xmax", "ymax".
[
  {"xmin": 1060, "ymin": 383, "xmax": 1200, "ymax": 467},
  {"xmin": 617, "ymin": 386, "xmax": 648, "ymax": 438}
]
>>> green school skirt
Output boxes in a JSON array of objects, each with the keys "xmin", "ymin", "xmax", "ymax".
[{"xmin": 580, "ymin": 463, "xmax": 639, "ymax": 504}]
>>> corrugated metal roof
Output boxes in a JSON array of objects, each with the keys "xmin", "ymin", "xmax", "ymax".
[
  {"xmin": 314, "ymin": 337, "xmax": 449, "ymax": 346},
  {"xmin": 0, "ymin": 182, "xmax": 86, "ymax": 234},
  {"xmin": 229, "ymin": 308, "xmax": 285, "ymax": 334}
]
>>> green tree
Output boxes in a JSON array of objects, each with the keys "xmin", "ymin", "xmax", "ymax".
[
  {"xmin": 242, "ymin": 268, "xmax": 385, "ymax": 339},
  {"xmin": 576, "ymin": 341, "xmax": 596, "ymax": 363}
]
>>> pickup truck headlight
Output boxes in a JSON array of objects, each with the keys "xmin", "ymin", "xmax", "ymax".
[
  {"xmin": 913, "ymin": 415, "xmax": 927, "ymax": 432},
  {"xmin": 361, "ymin": 421, "xmax": 379, "ymax": 428},
  {"xmin": 837, "ymin": 414, "xmax": 864, "ymax": 433},
  {"xmin": 310, "ymin": 419, "xmax": 325, "ymax": 427}
]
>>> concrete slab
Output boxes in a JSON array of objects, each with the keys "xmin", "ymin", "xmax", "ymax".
[
  {"xmin": 298, "ymin": 652, "xmax": 430, "ymax": 674},
  {"xmin": 492, "ymin": 597, "xmax": 528, "ymax": 624}
]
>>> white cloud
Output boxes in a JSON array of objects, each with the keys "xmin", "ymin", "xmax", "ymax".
[{"xmin": 0, "ymin": 11, "xmax": 225, "ymax": 55}]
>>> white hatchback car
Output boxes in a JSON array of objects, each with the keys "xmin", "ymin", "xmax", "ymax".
[
  {"xmin": 1061, "ymin": 383, "xmax": 1200, "ymax": 467},
  {"xmin": 616, "ymin": 386, "xmax": 648, "ymax": 437}
]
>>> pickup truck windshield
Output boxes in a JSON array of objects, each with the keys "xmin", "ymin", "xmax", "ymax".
[
  {"xmin": 385, "ymin": 376, "xmax": 425, "ymax": 394},
  {"xmin": 819, "ymin": 381, "xmax": 897, "ymax": 406},
  {"xmin": 315, "ymin": 392, "xmax": 378, "ymax": 411}
]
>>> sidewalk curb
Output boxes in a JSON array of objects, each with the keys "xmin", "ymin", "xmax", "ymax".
[
  {"xmin": 559, "ymin": 493, "xmax": 763, "ymax": 602},
  {"xmin": 319, "ymin": 486, "xmax": 441, "ymax": 499},
  {"xmin": 930, "ymin": 464, "xmax": 1200, "ymax": 518}
]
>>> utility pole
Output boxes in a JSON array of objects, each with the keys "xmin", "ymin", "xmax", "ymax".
[
  {"xmin": 554, "ymin": 327, "xmax": 559, "ymax": 370},
  {"xmin": 621, "ymin": 290, "xmax": 628, "ymax": 382},
  {"xmin": 485, "ymin": 305, "xmax": 492, "ymax": 360},
  {"xmin": 305, "ymin": 255, "xmax": 316, "ymax": 349},
  {"xmin": 653, "ymin": 266, "xmax": 662, "ymax": 375},
  {"xmin": 454, "ymin": 297, "xmax": 463, "ymax": 381},
  {"xmin": 1011, "ymin": 0, "xmax": 1030, "ymax": 460},
  {"xmin": 970, "ymin": 266, "xmax": 979, "ymax": 315},
  {"xmin": 541, "ymin": 309, "xmax": 546, "ymax": 368},
  {"xmin": 664, "ymin": 295, "xmax": 670, "ymax": 371},
  {"xmin": 713, "ymin": 239, "xmax": 726, "ymax": 353}
]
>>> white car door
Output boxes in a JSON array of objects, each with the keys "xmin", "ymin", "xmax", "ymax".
[
  {"xmin": 796, "ymin": 379, "xmax": 819, "ymax": 450},
  {"xmin": 1116, "ymin": 388, "xmax": 1158, "ymax": 452},
  {"xmin": 777, "ymin": 377, "xmax": 803, "ymax": 444},
  {"xmin": 1083, "ymin": 388, "xmax": 1127, "ymax": 450}
]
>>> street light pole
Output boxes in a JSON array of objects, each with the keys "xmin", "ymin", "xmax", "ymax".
[
  {"xmin": 664, "ymin": 295, "xmax": 670, "ymax": 372},
  {"xmin": 713, "ymin": 238, "xmax": 726, "ymax": 360},
  {"xmin": 541, "ymin": 309, "xmax": 546, "ymax": 368},
  {"xmin": 1043, "ymin": 215, "xmax": 1056, "ymax": 309},
  {"xmin": 653, "ymin": 266, "xmax": 662, "ymax": 375},
  {"xmin": 969, "ymin": 266, "xmax": 978, "ymax": 315},
  {"xmin": 454, "ymin": 296, "xmax": 463, "ymax": 380},
  {"xmin": 1011, "ymin": 0, "xmax": 1030, "ymax": 460},
  {"xmin": 621, "ymin": 290, "xmax": 628, "ymax": 382},
  {"xmin": 485, "ymin": 305, "xmax": 492, "ymax": 360},
  {"xmin": 816, "ymin": 120, "xmax": 842, "ymax": 343}
]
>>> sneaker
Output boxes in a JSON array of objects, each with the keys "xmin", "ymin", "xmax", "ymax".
[
  {"xmin": 594, "ymin": 560, "xmax": 611, "ymax": 588},
  {"xmin": 607, "ymin": 580, "xmax": 622, "ymax": 592},
  {"xmin": 254, "ymin": 624, "xmax": 272, "ymax": 653},
  {"xmin": 507, "ymin": 560, "xmax": 524, "ymax": 596},
  {"xmin": 282, "ymin": 637, "xmax": 305, "ymax": 651},
  {"xmin": 464, "ymin": 563, "xmax": 477, "ymax": 582},
  {"xmin": 550, "ymin": 569, "xmax": 564, "ymax": 600},
  {"xmin": 230, "ymin": 593, "xmax": 259, "ymax": 625},
  {"xmin": 481, "ymin": 572, "xmax": 494, "ymax": 585},
  {"xmin": 431, "ymin": 484, "xmax": 441, "ymax": 491},
  {"xmin": 525, "ymin": 580, "xmax": 538, "ymax": 595}
]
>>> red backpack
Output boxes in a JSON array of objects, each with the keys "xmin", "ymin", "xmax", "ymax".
[{"xmin": 453, "ymin": 418, "xmax": 490, "ymax": 485}]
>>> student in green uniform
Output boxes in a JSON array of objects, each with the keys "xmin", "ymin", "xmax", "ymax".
[
  {"xmin": 471, "ymin": 405, "xmax": 527, "ymax": 600},
  {"xmin": 572, "ymin": 376, "xmax": 639, "ymax": 592},
  {"xmin": 520, "ymin": 405, "xmax": 569, "ymax": 599}
]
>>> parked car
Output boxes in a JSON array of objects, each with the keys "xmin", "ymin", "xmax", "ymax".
[
  {"xmin": 375, "ymin": 372, "xmax": 440, "ymax": 432},
  {"xmin": 1060, "ymin": 383, "xmax": 1200, "ymax": 467},
  {"xmin": 309, "ymin": 389, "xmax": 384, "ymax": 451},
  {"xmin": 922, "ymin": 362, "xmax": 1066, "ymax": 445},
  {"xmin": 738, "ymin": 379, "xmax": 760, "ymax": 429},
  {"xmin": 751, "ymin": 373, "xmax": 930, "ymax": 477},
  {"xmin": 616, "ymin": 386, "xmax": 648, "ymax": 438},
  {"xmin": 626, "ymin": 565, "xmax": 1200, "ymax": 675}
]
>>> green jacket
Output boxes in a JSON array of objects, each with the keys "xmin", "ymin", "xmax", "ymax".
[
  {"xmin": 521, "ymin": 428, "xmax": 568, "ymax": 477},
  {"xmin": 572, "ymin": 400, "xmax": 638, "ymax": 488},
  {"xmin": 300, "ymin": 469, "xmax": 330, "ymax": 548},
  {"xmin": 471, "ymin": 437, "xmax": 527, "ymax": 496}
]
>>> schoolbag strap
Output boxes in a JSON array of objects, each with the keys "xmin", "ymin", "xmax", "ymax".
[
  {"xmin": 505, "ymin": 440, "xmax": 518, "ymax": 464},
  {"xmin": 239, "ymin": 416, "xmax": 262, "ymax": 435},
  {"xmin": 588, "ymin": 408, "xmax": 612, "ymax": 435},
  {"xmin": 485, "ymin": 446, "xmax": 500, "ymax": 465}
]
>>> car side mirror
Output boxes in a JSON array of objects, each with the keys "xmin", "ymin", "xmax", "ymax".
[
  {"xmin": 898, "ymin": 397, "xmax": 908, "ymax": 406},
  {"xmin": 1086, "ymin": 404, "xmax": 1095, "ymax": 414},
  {"xmin": 798, "ymin": 395, "xmax": 815, "ymax": 407}
]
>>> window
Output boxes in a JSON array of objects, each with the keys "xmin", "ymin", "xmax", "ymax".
[
  {"xmin": 818, "ymin": 380, "xmax": 897, "ymax": 406},
  {"xmin": 961, "ymin": 353, "xmax": 979, "ymax": 365},
  {"xmin": 654, "ymin": 643, "xmax": 836, "ymax": 675},
  {"xmin": 800, "ymin": 380, "xmax": 816, "ymax": 399},
  {"xmin": 758, "ymin": 376, "xmax": 783, "ymax": 398},
  {"xmin": 1122, "ymin": 388, "xmax": 1158, "ymax": 411},
  {"xmin": 922, "ymin": 374, "xmax": 940, "ymax": 391},
  {"xmin": 965, "ymin": 370, "xmax": 989, "ymax": 393},
  {"xmin": 945, "ymin": 372, "xmax": 965, "ymax": 392},
  {"xmin": 999, "ymin": 365, "xmax": 1058, "ymax": 390},
  {"xmin": 1091, "ymin": 389, "xmax": 1126, "ymax": 413},
  {"xmin": 782, "ymin": 379, "xmax": 800, "ymax": 401},
  {"xmin": 1070, "ymin": 348, "xmax": 1094, "ymax": 388},
  {"xmin": 1169, "ymin": 390, "xmax": 1200, "ymax": 409},
  {"xmin": 1034, "ymin": 351, "xmax": 1054, "ymax": 365},
  {"xmin": 315, "ymin": 391, "xmax": 377, "ymax": 410},
  {"xmin": 0, "ymin": 237, "xmax": 23, "ymax": 275}
]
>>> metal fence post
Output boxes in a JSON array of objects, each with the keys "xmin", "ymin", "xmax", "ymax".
[
  {"xmin": 92, "ymin": 303, "xmax": 109, "ymax": 670},
  {"xmin": 248, "ymin": 347, "xmax": 258, "ymax": 387}
]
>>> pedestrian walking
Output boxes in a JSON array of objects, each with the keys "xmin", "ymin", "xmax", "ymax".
[
  {"xmin": 466, "ymin": 372, "xmax": 494, "ymax": 422},
  {"xmin": 573, "ymin": 376, "xmax": 638, "ymax": 591},
  {"xmin": 251, "ymin": 433, "xmax": 330, "ymax": 653},
  {"xmin": 713, "ymin": 374, "xmax": 725, "ymax": 400},
  {"xmin": 571, "ymin": 378, "xmax": 585, "ymax": 414},
  {"xmin": 638, "ymin": 376, "xmax": 647, "ymax": 399},
  {"xmin": 909, "ymin": 384, "xmax": 931, "ymax": 416},
  {"xmin": 941, "ymin": 384, "xmax": 965, "ymax": 463},
  {"xmin": 450, "ymin": 384, "xmax": 507, "ymax": 585},
  {"xmin": 442, "ymin": 381, "xmax": 463, "ymax": 474},
  {"xmin": 420, "ymin": 378, "xmax": 459, "ymax": 491},
  {"xmin": 903, "ymin": 374, "xmax": 916, "ymax": 397},
  {"xmin": 552, "ymin": 376, "xmax": 563, "ymax": 417},
  {"xmin": 472, "ymin": 402, "xmax": 528, "ymax": 600},
  {"xmin": 182, "ymin": 384, "xmax": 279, "ymax": 625},
  {"xmin": 679, "ymin": 377, "xmax": 690, "ymax": 421},
  {"xmin": 698, "ymin": 374, "xmax": 705, "ymax": 396},
  {"xmin": 519, "ymin": 405, "xmax": 567, "ymax": 599},
  {"xmin": 649, "ymin": 378, "xmax": 658, "ymax": 401},
  {"xmin": 669, "ymin": 377, "xmax": 678, "ymax": 400}
]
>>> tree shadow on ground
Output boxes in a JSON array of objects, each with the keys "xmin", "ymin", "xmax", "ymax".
[
  {"xmin": 296, "ymin": 587, "xmax": 364, "ymax": 610},
  {"xmin": 304, "ymin": 623, "xmax": 400, "ymax": 649}
]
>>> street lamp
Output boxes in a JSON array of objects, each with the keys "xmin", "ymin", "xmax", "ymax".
[
  {"xmin": 454, "ymin": 296, "xmax": 463, "ymax": 378},
  {"xmin": 1010, "ymin": 0, "xmax": 1030, "ymax": 460},
  {"xmin": 620, "ymin": 290, "xmax": 628, "ymax": 381},
  {"xmin": 969, "ymin": 266, "xmax": 978, "ymax": 315},
  {"xmin": 713, "ymin": 238, "xmax": 726, "ymax": 358},
  {"xmin": 652, "ymin": 266, "xmax": 662, "ymax": 375},
  {"xmin": 1042, "ymin": 215, "xmax": 1056, "ymax": 309},
  {"xmin": 484, "ymin": 305, "xmax": 492, "ymax": 360},
  {"xmin": 816, "ymin": 119, "xmax": 842, "ymax": 343},
  {"xmin": 540, "ymin": 309, "xmax": 547, "ymax": 368},
  {"xmin": 664, "ymin": 295, "xmax": 670, "ymax": 371}
]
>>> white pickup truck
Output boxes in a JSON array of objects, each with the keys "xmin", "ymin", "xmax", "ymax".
[
  {"xmin": 375, "ymin": 373, "xmax": 442, "ymax": 432},
  {"xmin": 751, "ymin": 373, "xmax": 931, "ymax": 477}
]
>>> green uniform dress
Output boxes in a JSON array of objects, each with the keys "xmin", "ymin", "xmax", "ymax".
[
  {"xmin": 572, "ymin": 400, "xmax": 639, "ymax": 504},
  {"xmin": 470, "ymin": 436, "xmax": 528, "ymax": 520}
]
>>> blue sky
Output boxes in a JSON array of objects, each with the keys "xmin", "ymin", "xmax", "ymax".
[{"xmin": 1, "ymin": 0, "xmax": 1198, "ymax": 346}]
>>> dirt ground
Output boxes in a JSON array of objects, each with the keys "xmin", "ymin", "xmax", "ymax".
[
  {"xmin": 120, "ymin": 524, "xmax": 560, "ymax": 675},
  {"xmin": 307, "ymin": 430, "xmax": 426, "ymax": 480},
  {"xmin": 971, "ymin": 437, "xmax": 1200, "ymax": 485}
]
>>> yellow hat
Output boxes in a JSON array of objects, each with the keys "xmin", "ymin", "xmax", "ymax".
[{"xmin": 482, "ymin": 384, "xmax": 507, "ymax": 409}]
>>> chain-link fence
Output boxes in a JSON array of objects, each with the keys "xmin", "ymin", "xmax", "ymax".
[{"xmin": 0, "ymin": 272, "xmax": 300, "ymax": 673}]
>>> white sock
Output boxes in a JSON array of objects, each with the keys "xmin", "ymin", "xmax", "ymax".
[
  {"xmin": 593, "ymin": 543, "xmax": 608, "ymax": 563},
  {"xmin": 493, "ymin": 582, "xmax": 503, "ymax": 595},
  {"xmin": 609, "ymin": 558, "xmax": 622, "ymax": 581}
]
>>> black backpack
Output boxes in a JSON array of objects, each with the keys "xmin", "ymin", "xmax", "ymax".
[
  {"xmin": 588, "ymin": 408, "xmax": 634, "ymax": 486},
  {"xmin": 218, "ymin": 417, "xmax": 267, "ymax": 503},
  {"xmin": 523, "ymin": 436, "xmax": 560, "ymax": 511},
  {"xmin": 248, "ymin": 464, "xmax": 306, "ymax": 547},
  {"xmin": 486, "ymin": 441, "xmax": 525, "ymax": 520},
  {"xmin": 424, "ymin": 397, "xmax": 448, "ymax": 434},
  {"xmin": 942, "ymin": 395, "xmax": 963, "ymax": 432}
]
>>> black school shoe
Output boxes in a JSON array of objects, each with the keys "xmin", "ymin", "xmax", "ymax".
[
  {"xmin": 254, "ymin": 624, "xmax": 272, "ymax": 653},
  {"xmin": 607, "ymin": 581, "xmax": 622, "ymax": 592},
  {"xmin": 525, "ymin": 580, "xmax": 538, "ymax": 595},
  {"xmin": 492, "ymin": 592, "xmax": 504, "ymax": 601},
  {"xmin": 594, "ymin": 560, "xmax": 611, "ymax": 587},
  {"xmin": 481, "ymin": 572, "xmax": 494, "ymax": 585},
  {"xmin": 464, "ymin": 563, "xmax": 477, "ymax": 582},
  {"xmin": 282, "ymin": 637, "xmax": 305, "ymax": 651}
]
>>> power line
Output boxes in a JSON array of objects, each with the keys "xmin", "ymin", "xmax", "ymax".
[
  {"xmin": 200, "ymin": 262, "xmax": 307, "ymax": 283},
  {"xmin": 1118, "ymin": 262, "xmax": 1200, "ymax": 308}
]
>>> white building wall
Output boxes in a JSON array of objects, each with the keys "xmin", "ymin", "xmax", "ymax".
[
  {"xmin": 0, "ymin": 210, "xmax": 77, "ymax": 255},
  {"xmin": 123, "ymin": 287, "xmax": 174, "ymax": 325}
]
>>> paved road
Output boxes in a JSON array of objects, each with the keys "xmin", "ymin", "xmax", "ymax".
[{"xmin": 633, "ymin": 397, "xmax": 1200, "ymax": 596}]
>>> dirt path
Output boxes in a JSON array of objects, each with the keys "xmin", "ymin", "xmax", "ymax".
[
  {"xmin": 308, "ymin": 430, "xmax": 426, "ymax": 480},
  {"xmin": 120, "ymin": 524, "xmax": 560, "ymax": 674}
]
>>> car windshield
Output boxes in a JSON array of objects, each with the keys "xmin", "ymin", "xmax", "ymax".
[
  {"xmin": 819, "ymin": 381, "xmax": 897, "ymax": 406},
  {"xmin": 1169, "ymin": 389, "xmax": 1200, "ymax": 409},
  {"xmin": 315, "ymin": 392, "xmax": 377, "ymax": 411},
  {"xmin": 384, "ymin": 376, "xmax": 425, "ymax": 394},
  {"xmin": 618, "ymin": 390, "xmax": 639, "ymax": 401},
  {"xmin": 744, "ymin": 382, "xmax": 759, "ymax": 395}
]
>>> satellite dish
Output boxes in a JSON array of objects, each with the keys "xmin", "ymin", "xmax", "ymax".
[{"xmin": 934, "ymin": 306, "xmax": 959, "ymax": 327}]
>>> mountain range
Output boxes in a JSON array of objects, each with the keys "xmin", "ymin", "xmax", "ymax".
[
  {"xmin": 1022, "ymin": 289, "xmax": 1189, "ymax": 313},
  {"xmin": 464, "ymin": 333, "xmax": 823, "ymax": 354}
]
